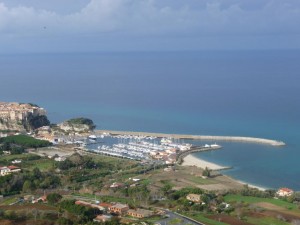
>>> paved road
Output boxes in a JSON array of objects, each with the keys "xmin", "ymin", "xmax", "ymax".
[{"xmin": 156, "ymin": 210, "xmax": 205, "ymax": 225}]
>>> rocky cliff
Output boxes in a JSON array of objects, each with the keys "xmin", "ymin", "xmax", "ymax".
[
  {"xmin": 0, "ymin": 102, "xmax": 50, "ymax": 132},
  {"xmin": 53, "ymin": 117, "xmax": 96, "ymax": 135}
]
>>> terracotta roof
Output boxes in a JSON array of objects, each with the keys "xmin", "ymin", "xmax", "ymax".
[
  {"xmin": 279, "ymin": 188, "xmax": 293, "ymax": 192},
  {"xmin": 99, "ymin": 202, "xmax": 112, "ymax": 208},
  {"xmin": 7, "ymin": 165, "xmax": 20, "ymax": 170}
]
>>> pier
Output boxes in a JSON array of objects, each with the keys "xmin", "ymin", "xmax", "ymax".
[{"xmin": 95, "ymin": 130, "xmax": 285, "ymax": 146}]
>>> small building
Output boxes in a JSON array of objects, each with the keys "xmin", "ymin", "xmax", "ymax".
[
  {"xmin": 186, "ymin": 194, "xmax": 202, "ymax": 203},
  {"xmin": 127, "ymin": 208, "xmax": 154, "ymax": 218},
  {"xmin": 7, "ymin": 165, "xmax": 21, "ymax": 173},
  {"xmin": 109, "ymin": 203, "xmax": 129, "ymax": 215},
  {"xmin": 93, "ymin": 215, "xmax": 112, "ymax": 223},
  {"xmin": 32, "ymin": 195, "xmax": 47, "ymax": 203},
  {"xmin": 99, "ymin": 202, "xmax": 113, "ymax": 211},
  {"xmin": 54, "ymin": 156, "xmax": 66, "ymax": 162},
  {"xmin": 0, "ymin": 165, "xmax": 21, "ymax": 176},
  {"xmin": 12, "ymin": 159, "xmax": 22, "ymax": 164},
  {"xmin": 23, "ymin": 195, "xmax": 34, "ymax": 202},
  {"xmin": 277, "ymin": 188, "xmax": 294, "ymax": 197},
  {"xmin": 0, "ymin": 167, "xmax": 11, "ymax": 176},
  {"xmin": 110, "ymin": 182, "xmax": 124, "ymax": 188}
]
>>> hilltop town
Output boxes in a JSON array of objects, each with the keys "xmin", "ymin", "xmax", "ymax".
[{"xmin": 0, "ymin": 102, "xmax": 49, "ymax": 132}]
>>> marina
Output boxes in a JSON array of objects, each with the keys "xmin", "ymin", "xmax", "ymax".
[{"xmin": 65, "ymin": 133, "xmax": 222, "ymax": 165}]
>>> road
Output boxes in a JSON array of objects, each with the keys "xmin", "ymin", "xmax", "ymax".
[{"xmin": 156, "ymin": 210, "xmax": 205, "ymax": 225}]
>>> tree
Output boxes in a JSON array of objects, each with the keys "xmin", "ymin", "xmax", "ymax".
[
  {"xmin": 47, "ymin": 193, "xmax": 62, "ymax": 205},
  {"xmin": 22, "ymin": 180, "xmax": 34, "ymax": 193},
  {"xmin": 202, "ymin": 167, "xmax": 211, "ymax": 177},
  {"xmin": 161, "ymin": 183, "xmax": 172, "ymax": 196},
  {"xmin": 32, "ymin": 167, "xmax": 42, "ymax": 179}
]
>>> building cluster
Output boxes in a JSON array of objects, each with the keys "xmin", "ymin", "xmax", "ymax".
[
  {"xmin": 0, "ymin": 102, "xmax": 46, "ymax": 121},
  {"xmin": 0, "ymin": 165, "xmax": 21, "ymax": 176},
  {"xmin": 75, "ymin": 200, "xmax": 154, "ymax": 223},
  {"xmin": 149, "ymin": 148, "xmax": 177, "ymax": 164}
]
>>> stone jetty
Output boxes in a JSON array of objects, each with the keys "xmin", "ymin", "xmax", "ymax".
[{"xmin": 95, "ymin": 130, "xmax": 285, "ymax": 146}]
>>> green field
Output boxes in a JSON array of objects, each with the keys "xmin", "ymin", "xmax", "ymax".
[
  {"xmin": 185, "ymin": 175, "xmax": 217, "ymax": 185},
  {"xmin": 224, "ymin": 194, "xmax": 298, "ymax": 211},
  {"xmin": 0, "ymin": 153, "xmax": 34, "ymax": 162},
  {"xmin": 0, "ymin": 197, "xmax": 19, "ymax": 206},
  {"xmin": 27, "ymin": 159, "xmax": 54, "ymax": 171},
  {"xmin": 246, "ymin": 216, "xmax": 290, "ymax": 225}
]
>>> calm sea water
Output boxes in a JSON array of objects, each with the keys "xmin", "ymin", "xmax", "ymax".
[{"xmin": 1, "ymin": 50, "xmax": 299, "ymax": 190}]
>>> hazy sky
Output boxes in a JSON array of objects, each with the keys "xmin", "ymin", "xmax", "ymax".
[{"xmin": 1, "ymin": 0, "xmax": 300, "ymax": 53}]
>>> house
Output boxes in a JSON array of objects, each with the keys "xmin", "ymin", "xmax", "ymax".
[
  {"xmin": 54, "ymin": 156, "xmax": 66, "ymax": 162},
  {"xmin": 32, "ymin": 195, "xmax": 47, "ymax": 203},
  {"xmin": 23, "ymin": 195, "xmax": 34, "ymax": 202},
  {"xmin": 127, "ymin": 208, "xmax": 154, "ymax": 218},
  {"xmin": 7, "ymin": 165, "xmax": 21, "ymax": 173},
  {"xmin": 0, "ymin": 167, "xmax": 11, "ymax": 176},
  {"xmin": 99, "ymin": 202, "xmax": 113, "ymax": 211},
  {"xmin": 0, "ymin": 165, "xmax": 21, "ymax": 176},
  {"xmin": 186, "ymin": 194, "xmax": 202, "ymax": 203},
  {"xmin": 110, "ymin": 182, "xmax": 124, "ymax": 188},
  {"xmin": 109, "ymin": 203, "xmax": 129, "ymax": 215},
  {"xmin": 93, "ymin": 215, "xmax": 112, "ymax": 223},
  {"xmin": 277, "ymin": 188, "xmax": 294, "ymax": 197}
]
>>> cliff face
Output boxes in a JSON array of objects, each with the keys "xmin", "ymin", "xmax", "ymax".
[
  {"xmin": 0, "ymin": 102, "xmax": 50, "ymax": 132},
  {"xmin": 0, "ymin": 117, "xmax": 24, "ymax": 131}
]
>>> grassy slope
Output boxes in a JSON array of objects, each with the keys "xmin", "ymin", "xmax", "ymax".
[{"xmin": 224, "ymin": 194, "xmax": 298, "ymax": 211}]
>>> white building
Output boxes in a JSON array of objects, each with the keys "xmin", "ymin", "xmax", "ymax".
[{"xmin": 277, "ymin": 188, "xmax": 294, "ymax": 197}]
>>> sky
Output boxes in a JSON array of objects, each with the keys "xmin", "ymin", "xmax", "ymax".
[{"xmin": 0, "ymin": 0, "xmax": 300, "ymax": 53}]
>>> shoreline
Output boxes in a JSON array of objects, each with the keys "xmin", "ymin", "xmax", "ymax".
[
  {"xmin": 181, "ymin": 154, "xmax": 231, "ymax": 171},
  {"xmin": 182, "ymin": 154, "xmax": 267, "ymax": 191},
  {"xmin": 95, "ymin": 130, "xmax": 285, "ymax": 146},
  {"xmin": 95, "ymin": 129, "xmax": 275, "ymax": 191}
]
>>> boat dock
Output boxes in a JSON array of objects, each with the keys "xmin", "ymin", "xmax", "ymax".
[{"xmin": 95, "ymin": 130, "xmax": 285, "ymax": 146}]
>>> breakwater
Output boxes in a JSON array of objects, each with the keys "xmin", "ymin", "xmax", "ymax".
[
  {"xmin": 95, "ymin": 130, "xmax": 285, "ymax": 146},
  {"xmin": 176, "ymin": 146, "xmax": 222, "ymax": 163}
]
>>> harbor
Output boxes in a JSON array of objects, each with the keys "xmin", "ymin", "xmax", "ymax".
[{"xmin": 58, "ymin": 132, "xmax": 223, "ymax": 166}]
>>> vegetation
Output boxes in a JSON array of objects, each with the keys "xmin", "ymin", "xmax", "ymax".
[
  {"xmin": 224, "ymin": 194, "xmax": 298, "ymax": 210},
  {"xmin": 0, "ymin": 143, "xmax": 300, "ymax": 225},
  {"xmin": 202, "ymin": 167, "xmax": 211, "ymax": 177},
  {"xmin": 47, "ymin": 193, "xmax": 62, "ymax": 205},
  {"xmin": 59, "ymin": 199, "xmax": 100, "ymax": 223},
  {"xmin": 25, "ymin": 114, "xmax": 50, "ymax": 130},
  {"xmin": 0, "ymin": 135, "xmax": 52, "ymax": 150},
  {"xmin": 0, "ymin": 167, "xmax": 60, "ymax": 196},
  {"xmin": 66, "ymin": 117, "xmax": 96, "ymax": 130}
]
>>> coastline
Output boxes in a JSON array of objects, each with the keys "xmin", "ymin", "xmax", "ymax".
[
  {"xmin": 95, "ymin": 129, "xmax": 274, "ymax": 191},
  {"xmin": 182, "ymin": 154, "xmax": 267, "ymax": 191},
  {"xmin": 181, "ymin": 154, "xmax": 230, "ymax": 171},
  {"xmin": 95, "ymin": 130, "xmax": 285, "ymax": 146}
]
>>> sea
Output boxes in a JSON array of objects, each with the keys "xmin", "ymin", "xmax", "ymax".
[{"xmin": 1, "ymin": 50, "xmax": 299, "ymax": 190}]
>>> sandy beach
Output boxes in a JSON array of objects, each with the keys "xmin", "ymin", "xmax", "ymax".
[
  {"xmin": 181, "ymin": 154, "xmax": 230, "ymax": 171},
  {"xmin": 182, "ymin": 154, "xmax": 267, "ymax": 190}
]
